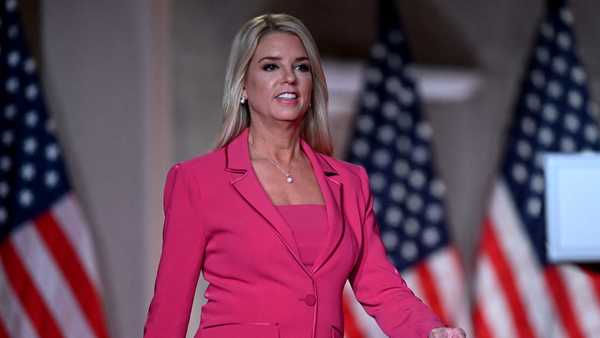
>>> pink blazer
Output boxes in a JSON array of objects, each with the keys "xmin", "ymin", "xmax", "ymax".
[{"xmin": 143, "ymin": 128, "xmax": 442, "ymax": 338}]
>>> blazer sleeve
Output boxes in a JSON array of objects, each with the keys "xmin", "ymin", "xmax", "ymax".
[
  {"xmin": 144, "ymin": 163, "xmax": 207, "ymax": 338},
  {"xmin": 349, "ymin": 166, "xmax": 443, "ymax": 338}
]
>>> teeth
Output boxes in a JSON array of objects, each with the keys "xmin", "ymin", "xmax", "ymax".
[{"xmin": 277, "ymin": 92, "xmax": 297, "ymax": 99}]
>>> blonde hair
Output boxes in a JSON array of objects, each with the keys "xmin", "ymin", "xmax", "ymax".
[{"xmin": 215, "ymin": 13, "xmax": 333, "ymax": 155}]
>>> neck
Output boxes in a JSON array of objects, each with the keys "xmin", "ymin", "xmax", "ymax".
[{"xmin": 248, "ymin": 123, "xmax": 303, "ymax": 167}]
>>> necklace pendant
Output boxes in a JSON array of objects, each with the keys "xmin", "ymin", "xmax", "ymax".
[{"xmin": 286, "ymin": 175, "xmax": 294, "ymax": 183}]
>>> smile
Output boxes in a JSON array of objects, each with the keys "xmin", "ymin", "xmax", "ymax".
[{"xmin": 275, "ymin": 92, "xmax": 298, "ymax": 99}]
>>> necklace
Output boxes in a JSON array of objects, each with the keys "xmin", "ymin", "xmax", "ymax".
[{"xmin": 268, "ymin": 158, "xmax": 294, "ymax": 183}]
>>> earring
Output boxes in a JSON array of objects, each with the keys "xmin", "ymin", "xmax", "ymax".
[{"xmin": 240, "ymin": 96, "xmax": 247, "ymax": 104}]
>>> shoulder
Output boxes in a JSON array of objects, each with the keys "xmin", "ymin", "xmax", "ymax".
[
  {"xmin": 161, "ymin": 148, "xmax": 227, "ymax": 207},
  {"xmin": 166, "ymin": 147, "xmax": 226, "ymax": 180}
]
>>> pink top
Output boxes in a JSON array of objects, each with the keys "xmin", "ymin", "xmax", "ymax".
[
  {"xmin": 144, "ymin": 127, "xmax": 443, "ymax": 338},
  {"xmin": 276, "ymin": 204, "xmax": 328, "ymax": 269}
]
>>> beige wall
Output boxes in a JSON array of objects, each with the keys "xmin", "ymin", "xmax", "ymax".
[{"xmin": 42, "ymin": 1, "xmax": 171, "ymax": 338}]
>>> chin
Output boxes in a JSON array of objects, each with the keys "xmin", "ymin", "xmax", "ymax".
[{"xmin": 273, "ymin": 110, "xmax": 306, "ymax": 122}]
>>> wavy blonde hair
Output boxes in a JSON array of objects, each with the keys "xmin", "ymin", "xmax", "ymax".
[{"xmin": 215, "ymin": 13, "xmax": 333, "ymax": 155}]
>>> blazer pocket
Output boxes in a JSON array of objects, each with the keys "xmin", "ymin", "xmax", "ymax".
[
  {"xmin": 331, "ymin": 325, "xmax": 343, "ymax": 338},
  {"xmin": 199, "ymin": 322, "xmax": 280, "ymax": 338}
]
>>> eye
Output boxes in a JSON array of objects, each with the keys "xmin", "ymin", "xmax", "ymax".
[
  {"xmin": 295, "ymin": 63, "xmax": 311, "ymax": 73},
  {"xmin": 262, "ymin": 63, "xmax": 278, "ymax": 71}
]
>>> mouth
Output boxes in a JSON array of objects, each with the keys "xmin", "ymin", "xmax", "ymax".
[{"xmin": 275, "ymin": 91, "xmax": 299, "ymax": 100}]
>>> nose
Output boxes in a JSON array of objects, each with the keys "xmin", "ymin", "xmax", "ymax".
[{"xmin": 282, "ymin": 67, "xmax": 297, "ymax": 84}]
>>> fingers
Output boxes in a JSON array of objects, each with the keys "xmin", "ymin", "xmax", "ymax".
[{"xmin": 429, "ymin": 327, "xmax": 467, "ymax": 338}]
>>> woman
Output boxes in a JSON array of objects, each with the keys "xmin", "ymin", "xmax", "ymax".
[{"xmin": 144, "ymin": 13, "xmax": 466, "ymax": 338}]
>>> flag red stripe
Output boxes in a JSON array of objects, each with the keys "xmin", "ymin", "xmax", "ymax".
[
  {"xmin": 35, "ymin": 212, "xmax": 110, "ymax": 338},
  {"xmin": 450, "ymin": 248, "xmax": 464, "ymax": 279},
  {"xmin": 0, "ymin": 239, "xmax": 65, "ymax": 338},
  {"xmin": 583, "ymin": 268, "xmax": 600, "ymax": 307},
  {"xmin": 472, "ymin": 303, "xmax": 493, "ymax": 338},
  {"xmin": 449, "ymin": 247, "xmax": 465, "ymax": 326},
  {"xmin": 0, "ymin": 317, "xmax": 9, "ymax": 338},
  {"xmin": 482, "ymin": 217, "xmax": 537, "ymax": 338},
  {"xmin": 544, "ymin": 267, "xmax": 585, "ymax": 338},
  {"xmin": 342, "ymin": 296, "xmax": 365, "ymax": 338},
  {"xmin": 416, "ymin": 262, "xmax": 449, "ymax": 325}
]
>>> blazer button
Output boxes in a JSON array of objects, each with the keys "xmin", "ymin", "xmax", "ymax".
[{"xmin": 304, "ymin": 294, "xmax": 317, "ymax": 306}]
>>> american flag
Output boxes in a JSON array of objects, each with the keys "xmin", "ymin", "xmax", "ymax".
[
  {"xmin": 0, "ymin": 1, "xmax": 111, "ymax": 338},
  {"xmin": 471, "ymin": 1, "xmax": 600, "ymax": 337},
  {"xmin": 343, "ymin": 1, "xmax": 469, "ymax": 336}
]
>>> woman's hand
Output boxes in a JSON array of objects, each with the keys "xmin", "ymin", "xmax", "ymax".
[{"xmin": 428, "ymin": 327, "xmax": 466, "ymax": 338}]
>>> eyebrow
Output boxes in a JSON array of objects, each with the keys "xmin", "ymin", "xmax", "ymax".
[{"xmin": 257, "ymin": 56, "xmax": 309, "ymax": 63}]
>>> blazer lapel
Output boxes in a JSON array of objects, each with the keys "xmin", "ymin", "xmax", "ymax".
[
  {"xmin": 301, "ymin": 139, "xmax": 345, "ymax": 274},
  {"xmin": 225, "ymin": 129, "xmax": 309, "ymax": 275}
]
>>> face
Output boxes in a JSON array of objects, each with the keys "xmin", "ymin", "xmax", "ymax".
[{"xmin": 243, "ymin": 32, "xmax": 313, "ymax": 125}]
